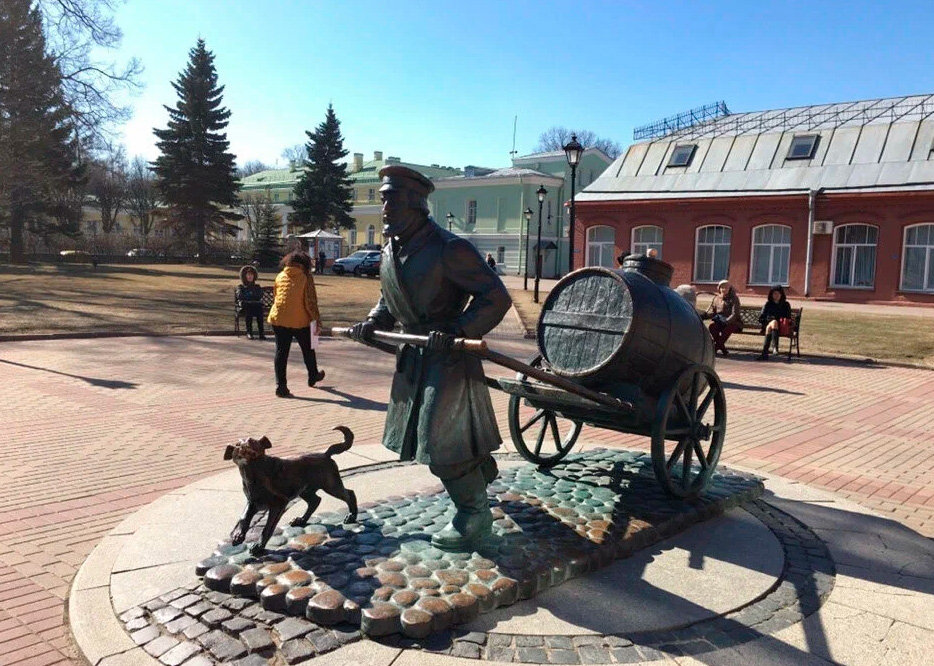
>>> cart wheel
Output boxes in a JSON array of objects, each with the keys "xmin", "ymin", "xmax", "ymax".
[
  {"xmin": 508, "ymin": 355, "xmax": 582, "ymax": 468},
  {"xmin": 651, "ymin": 364, "xmax": 726, "ymax": 499}
]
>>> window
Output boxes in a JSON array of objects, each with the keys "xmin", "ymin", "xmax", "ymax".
[
  {"xmin": 632, "ymin": 225, "xmax": 663, "ymax": 258},
  {"xmin": 901, "ymin": 224, "xmax": 934, "ymax": 292},
  {"xmin": 349, "ymin": 228, "xmax": 357, "ymax": 247},
  {"xmin": 668, "ymin": 144, "xmax": 697, "ymax": 167},
  {"xmin": 787, "ymin": 134, "xmax": 819, "ymax": 160},
  {"xmin": 585, "ymin": 226, "xmax": 616, "ymax": 268},
  {"xmin": 750, "ymin": 225, "xmax": 791, "ymax": 285},
  {"xmin": 367, "ymin": 225, "xmax": 375, "ymax": 245},
  {"xmin": 367, "ymin": 188, "xmax": 375, "ymax": 202},
  {"xmin": 694, "ymin": 225, "xmax": 732, "ymax": 282},
  {"xmin": 497, "ymin": 246, "xmax": 505, "ymax": 264},
  {"xmin": 832, "ymin": 224, "xmax": 877, "ymax": 288},
  {"xmin": 466, "ymin": 200, "xmax": 477, "ymax": 226}
]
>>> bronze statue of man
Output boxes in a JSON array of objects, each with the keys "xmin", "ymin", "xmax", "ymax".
[{"xmin": 350, "ymin": 165, "xmax": 511, "ymax": 551}]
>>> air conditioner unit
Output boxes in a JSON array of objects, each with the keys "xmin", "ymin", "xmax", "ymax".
[{"xmin": 813, "ymin": 220, "xmax": 833, "ymax": 235}]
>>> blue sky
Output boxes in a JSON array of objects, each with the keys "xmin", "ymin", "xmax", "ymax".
[{"xmin": 112, "ymin": 0, "xmax": 934, "ymax": 169}]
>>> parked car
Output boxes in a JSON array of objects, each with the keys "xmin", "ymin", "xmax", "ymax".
[
  {"xmin": 355, "ymin": 253, "xmax": 381, "ymax": 277},
  {"xmin": 127, "ymin": 248, "xmax": 159, "ymax": 258},
  {"xmin": 59, "ymin": 250, "xmax": 94, "ymax": 264},
  {"xmin": 331, "ymin": 250, "xmax": 381, "ymax": 275}
]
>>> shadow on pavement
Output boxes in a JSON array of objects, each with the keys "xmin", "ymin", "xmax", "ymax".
[
  {"xmin": 722, "ymin": 381, "xmax": 805, "ymax": 395},
  {"xmin": 0, "ymin": 358, "xmax": 138, "ymax": 389}
]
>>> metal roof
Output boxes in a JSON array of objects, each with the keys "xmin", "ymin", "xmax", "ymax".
[
  {"xmin": 579, "ymin": 92, "xmax": 934, "ymax": 202},
  {"xmin": 434, "ymin": 166, "xmax": 563, "ymax": 184}
]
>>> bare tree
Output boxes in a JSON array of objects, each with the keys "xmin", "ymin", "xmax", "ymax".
[
  {"xmin": 126, "ymin": 156, "xmax": 158, "ymax": 238},
  {"xmin": 280, "ymin": 144, "xmax": 305, "ymax": 166},
  {"xmin": 239, "ymin": 191, "xmax": 275, "ymax": 242},
  {"xmin": 87, "ymin": 142, "xmax": 127, "ymax": 232},
  {"xmin": 535, "ymin": 127, "xmax": 622, "ymax": 159},
  {"xmin": 237, "ymin": 160, "xmax": 270, "ymax": 178},
  {"xmin": 38, "ymin": 0, "xmax": 143, "ymax": 147}
]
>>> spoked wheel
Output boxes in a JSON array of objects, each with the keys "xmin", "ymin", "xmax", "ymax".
[
  {"xmin": 508, "ymin": 355, "xmax": 582, "ymax": 468},
  {"xmin": 651, "ymin": 364, "xmax": 726, "ymax": 499}
]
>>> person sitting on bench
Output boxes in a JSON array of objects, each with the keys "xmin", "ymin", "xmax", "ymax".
[
  {"xmin": 756, "ymin": 285, "xmax": 793, "ymax": 361},
  {"xmin": 702, "ymin": 279, "xmax": 742, "ymax": 356}
]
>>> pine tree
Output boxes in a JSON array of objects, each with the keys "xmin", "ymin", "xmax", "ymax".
[
  {"xmin": 291, "ymin": 104, "xmax": 354, "ymax": 231},
  {"xmin": 152, "ymin": 39, "xmax": 240, "ymax": 263},
  {"xmin": 251, "ymin": 196, "xmax": 282, "ymax": 268},
  {"xmin": 0, "ymin": 0, "xmax": 83, "ymax": 263}
]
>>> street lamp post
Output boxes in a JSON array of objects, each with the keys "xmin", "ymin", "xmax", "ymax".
[
  {"xmin": 534, "ymin": 185, "xmax": 547, "ymax": 303},
  {"xmin": 563, "ymin": 134, "xmax": 584, "ymax": 275},
  {"xmin": 446, "ymin": 212, "xmax": 454, "ymax": 232},
  {"xmin": 522, "ymin": 207, "xmax": 533, "ymax": 290}
]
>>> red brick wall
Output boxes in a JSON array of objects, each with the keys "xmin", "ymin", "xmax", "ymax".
[{"xmin": 575, "ymin": 192, "xmax": 934, "ymax": 305}]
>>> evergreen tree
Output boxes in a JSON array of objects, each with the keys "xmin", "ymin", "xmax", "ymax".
[
  {"xmin": 152, "ymin": 39, "xmax": 240, "ymax": 262},
  {"xmin": 291, "ymin": 104, "xmax": 354, "ymax": 231},
  {"xmin": 251, "ymin": 196, "xmax": 282, "ymax": 267},
  {"xmin": 0, "ymin": 0, "xmax": 83, "ymax": 263}
]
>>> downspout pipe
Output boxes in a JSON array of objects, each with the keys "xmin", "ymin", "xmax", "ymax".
[{"xmin": 804, "ymin": 188, "xmax": 821, "ymax": 297}]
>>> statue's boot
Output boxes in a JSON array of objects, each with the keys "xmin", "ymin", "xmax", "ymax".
[{"xmin": 432, "ymin": 467, "xmax": 493, "ymax": 552}]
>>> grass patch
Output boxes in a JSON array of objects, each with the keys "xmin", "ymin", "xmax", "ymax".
[
  {"xmin": 509, "ymin": 287, "xmax": 934, "ymax": 367},
  {"xmin": 0, "ymin": 263, "xmax": 382, "ymax": 336}
]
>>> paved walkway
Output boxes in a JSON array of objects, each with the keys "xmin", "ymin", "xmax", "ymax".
[{"xmin": 0, "ymin": 333, "xmax": 932, "ymax": 663}]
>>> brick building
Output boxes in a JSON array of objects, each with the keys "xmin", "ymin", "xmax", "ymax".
[{"xmin": 575, "ymin": 95, "xmax": 934, "ymax": 304}]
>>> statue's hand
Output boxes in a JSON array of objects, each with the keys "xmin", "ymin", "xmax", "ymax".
[
  {"xmin": 426, "ymin": 330, "xmax": 456, "ymax": 353},
  {"xmin": 349, "ymin": 319, "xmax": 375, "ymax": 341}
]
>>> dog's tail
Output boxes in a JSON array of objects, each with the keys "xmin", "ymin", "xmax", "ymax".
[{"xmin": 324, "ymin": 426, "xmax": 354, "ymax": 457}]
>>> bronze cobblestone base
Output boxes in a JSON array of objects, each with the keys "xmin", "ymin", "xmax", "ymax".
[{"xmin": 113, "ymin": 450, "xmax": 833, "ymax": 664}]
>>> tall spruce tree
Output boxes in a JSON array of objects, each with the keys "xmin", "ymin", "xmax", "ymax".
[
  {"xmin": 291, "ymin": 104, "xmax": 354, "ymax": 231},
  {"xmin": 152, "ymin": 39, "xmax": 240, "ymax": 262},
  {"xmin": 251, "ymin": 196, "xmax": 282, "ymax": 267},
  {"xmin": 0, "ymin": 0, "xmax": 83, "ymax": 263}
]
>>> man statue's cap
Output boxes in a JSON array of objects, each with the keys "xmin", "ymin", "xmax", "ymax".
[{"xmin": 378, "ymin": 165, "xmax": 434, "ymax": 197}]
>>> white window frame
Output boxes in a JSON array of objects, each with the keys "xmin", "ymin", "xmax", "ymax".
[
  {"xmin": 631, "ymin": 225, "xmax": 663, "ymax": 258},
  {"xmin": 668, "ymin": 144, "xmax": 697, "ymax": 167},
  {"xmin": 497, "ymin": 246, "xmax": 505, "ymax": 264},
  {"xmin": 585, "ymin": 225, "xmax": 616, "ymax": 268},
  {"xmin": 830, "ymin": 223, "xmax": 878, "ymax": 290},
  {"xmin": 349, "ymin": 228, "xmax": 357, "ymax": 247},
  {"xmin": 367, "ymin": 188, "xmax": 375, "ymax": 202},
  {"xmin": 466, "ymin": 200, "xmax": 477, "ymax": 226},
  {"xmin": 366, "ymin": 225, "xmax": 376, "ymax": 245},
  {"xmin": 693, "ymin": 225, "xmax": 732, "ymax": 283},
  {"xmin": 900, "ymin": 223, "xmax": 934, "ymax": 293},
  {"xmin": 749, "ymin": 224, "xmax": 792, "ymax": 286}
]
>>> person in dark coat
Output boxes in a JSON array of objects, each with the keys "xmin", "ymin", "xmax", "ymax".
[
  {"xmin": 318, "ymin": 250, "xmax": 327, "ymax": 274},
  {"xmin": 485, "ymin": 252, "xmax": 496, "ymax": 271},
  {"xmin": 702, "ymin": 279, "xmax": 742, "ymax": 356},
  {"xmin": 236, "ymin": 265, "xmax": 265, "ymax": 340},
  {"xmin": 350, "ymin": 165, "xmax": 511, "ymax": 551},
  {"xmin": 756, "ymin": 285, "xmax": 793, "ymax": 361}
]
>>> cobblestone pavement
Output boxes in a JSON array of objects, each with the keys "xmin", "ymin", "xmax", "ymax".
[{"xmin": 0, "ymin": 331, "xmax": 932, "ymax": 663}]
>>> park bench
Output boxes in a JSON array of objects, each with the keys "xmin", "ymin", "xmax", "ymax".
[
  {"xmin": 735, "ymin": 304, "xmax": 803, "ymax": 359},
  {"xmin": 234, "ymin": 286, "xmax": 274, "ymax": 336}
]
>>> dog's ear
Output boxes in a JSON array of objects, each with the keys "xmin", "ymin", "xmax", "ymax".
[
  {"xmin": 223, "ymin": 445, "xmax": 234, "ymax": 460},
  {"xmin": 258, "ymin": 436, "xmax": 272, "ymax": 450}
]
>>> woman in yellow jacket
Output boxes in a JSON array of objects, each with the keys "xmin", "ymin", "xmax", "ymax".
[{"xmin": 267, "ymin": 251, "xmax": 325, "ymax": 397}]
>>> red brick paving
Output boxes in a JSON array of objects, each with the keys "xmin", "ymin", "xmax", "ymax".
[{"xmin": 0, "ymin": 333, "xmax": 932, "ymax": 662}]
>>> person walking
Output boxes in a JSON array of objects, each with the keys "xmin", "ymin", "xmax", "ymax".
[
  {"xmin": 267, "ymin": 251, "xmax": 325, "ymax": 397},
  {"xmin": 318, "ymin": 250, "xmax": 327, "ymax": 275},
  {"xmin": 236, "ymin": 265, "xmax": 266, "ymax": 340}
]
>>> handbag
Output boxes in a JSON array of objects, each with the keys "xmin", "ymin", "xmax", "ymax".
[{"xmin": 777, "ymin": 317, "xmax": 793, "ymax": 337}]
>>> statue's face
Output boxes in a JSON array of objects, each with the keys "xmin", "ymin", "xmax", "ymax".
[{"xmin": 381, "ymin": 188, "xmax": 422, "ymax": 237}]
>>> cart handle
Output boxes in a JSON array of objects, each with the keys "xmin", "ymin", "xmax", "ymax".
[{"xmin": 324, "ymin": 326, "xmax": 632, "ymax": 412}]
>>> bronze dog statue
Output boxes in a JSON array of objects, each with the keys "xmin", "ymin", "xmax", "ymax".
[{"xmin": 225, "ymin": 426, "xmax": 357, "ymax": 555}]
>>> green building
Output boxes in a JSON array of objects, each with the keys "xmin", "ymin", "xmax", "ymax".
[
  {"xmin": 429, "ymin": 148, "xmax": 612, "ymax": 278},
  {"xmin": 238, "ymin": 152, "xmax": 459, "ymax": 256}
]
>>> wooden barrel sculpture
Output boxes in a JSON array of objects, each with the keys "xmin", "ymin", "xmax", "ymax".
[{"xmin": 537, "ymin": 255, "xmax": 714, "ymax": 398}]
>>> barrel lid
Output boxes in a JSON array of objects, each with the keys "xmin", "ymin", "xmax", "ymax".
[
  {"xmin": 622, "ymin": 254, "xmax": 673, "ymax": 286},
  {"xmin": 537, "ymin": 267, "xmax": 633, "ymax": 379}
]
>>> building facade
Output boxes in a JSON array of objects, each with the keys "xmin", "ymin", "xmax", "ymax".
[
  {"xmin": 576, "ymin": 94, "xmax": 934, "ymax": 304},
  {"xmin": 430, "ymin": 149, "xmax": 612, "ymax": 277}
]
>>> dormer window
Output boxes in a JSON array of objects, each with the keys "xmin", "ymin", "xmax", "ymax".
[
  {"xmin": 787, "ymin": 134, "xmax": 819, "ymax": 160},
  {"xmin": 668, "ymin": 144, "xmax": 696, "ymax": 167}
]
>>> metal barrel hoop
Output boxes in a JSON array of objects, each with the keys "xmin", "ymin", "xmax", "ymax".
[{"xmin": 650, "ymin": 364, "xmax": 727, "ymax": 499}]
